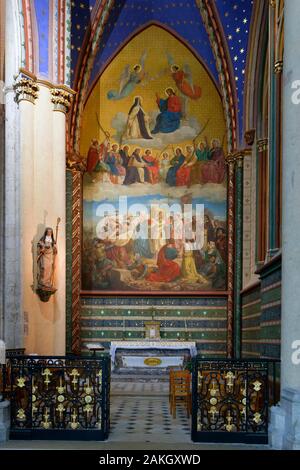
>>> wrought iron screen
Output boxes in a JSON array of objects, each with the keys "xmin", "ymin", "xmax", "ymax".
[
  {"xmin": 6, "ymin": 355, "xmax": 110, "ymax": 440},
  {"xmin": 191, "ymin": 358, "xmax": 280, "ymax": 444}
]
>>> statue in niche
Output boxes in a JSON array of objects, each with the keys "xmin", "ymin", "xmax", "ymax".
[{"xmin": 36, "ymin": 219, "xmax": 60, "ymax": 302}]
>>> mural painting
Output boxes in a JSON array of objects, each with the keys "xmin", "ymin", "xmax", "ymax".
[{"xmin": 80, "ymin": 26, "xmax": 227, "ymax": 294}]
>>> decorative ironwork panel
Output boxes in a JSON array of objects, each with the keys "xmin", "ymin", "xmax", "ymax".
[
  {"xmin": 191, "ymin": 358, "xmax": 279, "ymax": 444},
  {"xmin": 7, "ymin": 355, "xmax": 110, "ymax": 441}
]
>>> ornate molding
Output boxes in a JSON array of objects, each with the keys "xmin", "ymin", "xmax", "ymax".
[
  {"xmin": 51, "ymin": 87, "xmax": 74, "ymax": 113},
  {"xmin": 71, "ymin": 171, "xmax": 82, "ymax": 354},
  {"xmin": 13, "ymin": 70, "xmax": 39, "ymax": 104},
  {"xmin": 257, "ymin": 138, "xmax": 268, "ymax": 152},
  {"xmin": 274, "ymin": 60, "xmax": 283, "ymax": 74},
  {"xmin": 225, "ymin": 151, "xmax": 246, "ymax": 168}
]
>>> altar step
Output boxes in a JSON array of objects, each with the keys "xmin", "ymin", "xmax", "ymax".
[
  {"xmin": 111, "ymin": 379, "xmax": 169, "ymax": 397},
  {"xmin": 111, "ymin": 372, "xmax": 169, "ymax": 383}
]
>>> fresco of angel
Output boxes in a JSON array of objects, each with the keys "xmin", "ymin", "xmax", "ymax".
[
  {"xmin": 107, "ymin": 51, "xmax": 148, "ymax": 101},
  {"xmin": 166, "ymin": 52, "xmax": 202, "ymax": 101}
]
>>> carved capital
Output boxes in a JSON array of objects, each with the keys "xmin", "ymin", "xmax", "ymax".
[
  {"xmin": 51, "ymin": 88, "xmax": 73, "ymax": 113},
  {"xmin": 257, "ymin": 138, "xmax": 268, "ymax": 152},
  {"xmin": 225, "ymin": 151, "xmax": 245, "ymax": 168},
  {"xmin": 274, "ymin": 60, "xmax": 283, "ymax": 74},
  {"xmin": 13, "ymin": 72, "xmax": 39, "ymax": 104}
]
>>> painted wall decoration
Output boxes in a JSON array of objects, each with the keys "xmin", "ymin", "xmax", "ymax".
[{"xmin": 80, "ymin": 25, "xmax": 227, "ymax": 295}]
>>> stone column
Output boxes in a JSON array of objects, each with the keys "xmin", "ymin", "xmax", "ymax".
[
  {"xmin": 51, "ymin": 87, "xmax": 73, "ymax": 355},
  {"xmin": 268, "ymin": 1, "xmax": 279, "ymax": 257},
  {"xmin": 3, "ymin": 0, "xmax": 24, "ymax": 349},
  {"xmin": 269, "ymin": 0, "xmax": 300, "ymax": 450},
  {"xmin": 13, "ymin": 72, "xmax": 39, "ymax": 350}
]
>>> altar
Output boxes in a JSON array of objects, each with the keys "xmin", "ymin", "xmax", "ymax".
[{"xmin": 110, "ymin": 341, "xmax": 197, "ymax": 373}]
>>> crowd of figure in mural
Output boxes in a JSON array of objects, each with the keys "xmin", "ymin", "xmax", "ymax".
[
  {"xmin": 85, "ymin": 136, "xmax": 225, "ymax": 186},
  {"xmin": 82, "ymin": 211, "xmax": 227, "ymax": 292},
  {"xmin": 82, "ymin": 54, "xmax": 227, "ymax": 291}
]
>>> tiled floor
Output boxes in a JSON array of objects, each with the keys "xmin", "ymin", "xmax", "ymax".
[{"xmin": 110, "ymin": 395, "xmax": 191, "ymax": 443}]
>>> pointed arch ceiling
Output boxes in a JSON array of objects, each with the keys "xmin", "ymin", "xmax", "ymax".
[{"xmin": 70, "ymin": 0, "xmax": 254, "ymax": 151}]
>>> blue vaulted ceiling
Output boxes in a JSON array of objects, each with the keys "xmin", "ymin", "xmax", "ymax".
[{"xmin": 215, "ymin": 0, "xmax": 254, "ymax": 139}]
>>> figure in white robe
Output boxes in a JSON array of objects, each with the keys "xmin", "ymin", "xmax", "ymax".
[{"xmin": 124, "ymin": 97, "xmax": 152, "ymax": 140}]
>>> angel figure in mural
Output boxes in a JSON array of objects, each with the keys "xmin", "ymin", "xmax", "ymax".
[
  {"xmin": 123, "ymin": 96, "xmax": 153, "ymax": 140},
  {"xmin": 107, "ymin": 51, "xmax": 148, "ymax": 101},
  {"xmin": 36, "ymin": 220, "xmax": 60, "ymax": 302},
  {"xmin": 166, "ymin": 52, "xmax": 202, "ymax": 118}
]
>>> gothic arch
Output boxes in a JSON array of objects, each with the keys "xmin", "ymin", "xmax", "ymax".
[{"xmin": 69, "ymin": 0, "xmax": 237, "ymax": 153}]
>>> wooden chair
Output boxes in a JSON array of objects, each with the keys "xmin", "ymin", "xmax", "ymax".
[
  {"xmin": 169, "ymin": 370, "xmax": 191, "ymax": 419},
  {"xmin": 169, "ymin": 368, "xmax": 175, "ymax": 404}
]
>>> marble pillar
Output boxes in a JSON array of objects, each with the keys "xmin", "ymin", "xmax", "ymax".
[
  {"xmin": 269, "ymin": 0, "xmax": 300, "ymax": 450},
  {"xmin": 13, "ymin": 75, "xmax": 73, "ymax": 356},
  {"xmin": 3, "ymin": 0, "xmax": 23, "ymax": 349}
]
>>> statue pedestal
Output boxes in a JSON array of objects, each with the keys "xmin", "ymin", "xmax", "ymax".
[{"xmin": 0, "ymin": 401, "xmax": 10, "ymax": 442}]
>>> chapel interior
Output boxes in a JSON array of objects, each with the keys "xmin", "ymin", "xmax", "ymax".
[{"xmin": 0, "ymin": 0, "xmax": 299, "ymax": 451}]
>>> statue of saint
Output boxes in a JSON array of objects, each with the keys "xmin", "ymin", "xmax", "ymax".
[{"xmin": 37, "ymin": 227, "xmax": 57, "ymax": 299}]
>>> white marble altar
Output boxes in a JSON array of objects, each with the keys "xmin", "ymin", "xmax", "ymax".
[{"xmin": 110, "ymin": 341, "xmax": 197, "ymax": 371}]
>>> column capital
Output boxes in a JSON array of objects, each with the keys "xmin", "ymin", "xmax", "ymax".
[
  {"xmin": 51, "ymin": 86, "xmax": 75, "ymax": 114},
  {"xmin": 274, "ymin": 60, "xmax": 283, "ymax": 74},
  {"xmin": 13, "ymin": 69, "xmax": 39, "ymax": 105},
  {"xmin": 257, "ymin": 138, "xmax": 268, "ymax": 152},
  {"xmin": 225, "ymin": 150, "xmax": 247, "ymax": 167}
]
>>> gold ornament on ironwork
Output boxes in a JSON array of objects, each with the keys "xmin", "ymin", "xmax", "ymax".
[
  {"xmin": 56, "ymin": 403, "xmax": 65, "ymax": 419},
  {"xmin": 209, "ymin": 381, "xmax": 218, "ymax": 397},
  {"xmin": 41, "ymin": 408, "xmax": 51, "ymax": 429},
  {"xmin": 17, "ymin": 408, "xmax": 26, "ymax": 420},
  {"xmin": 32, "ymin": 376, "xmax": 37, "ymax": 395},
  {"xmin": 42, "ymin": 368, "xmax": 53, "ymax": 388},
  {"xmin": 56, "ymin": 377, "xmax": 66, "ymax": 395},
  {"xmin": 224, "ymin": 371, "xmax": 236, "ymax": 390},
  {"xmin": 85, "ymin": 395, "xmax": 93, "ymax": 404},
  {"xmin": 17, "ymin": 377, "xmax": 26, "ymax": 388},
  {"xmin": 197, "ymin": 372, "xmax": 203, "ymax": 388},
  {"xmin": 84, "ymin": 377, "xmax": 93, "ymax": 395},
  {"xmin": 225, "ymin": 411, "xmax": 234, "ymax": 432},
  {"xmin": 57, "ymin": 395, "xmax": 65, "ymax": 403},
  {"xmin": 210, "ymin": 397, "xmax": 218, "ymax": 406},
  {"xmin": 71, "ymin": 410, "xmax": 79, "ymax": 430},
  {"xmin": 253, "ymin": 412, "xmax": 262, "ymax": 424},
  {"xmin": 70, "ymin": 369, "xmax": 80, "ymax": 388},
  {"xmin": 84, "ymin": 404, "xmax": 93, "ymax": 417},
  {"xmin": 208, "ymin": 406, "xmax": 218, "ymax": 420},
  {"xmin": 253, "ymin": 380, "xmax": 262, "ymax": 392}
]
